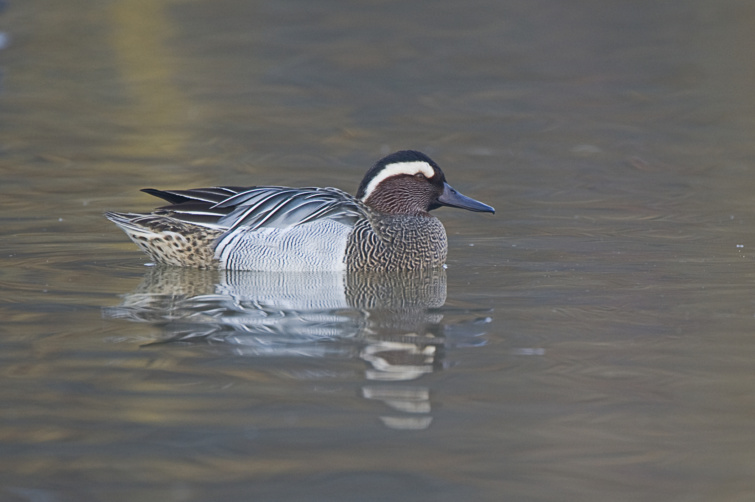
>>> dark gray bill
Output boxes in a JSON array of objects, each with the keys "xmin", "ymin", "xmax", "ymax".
[{"xmin": 436, "ymin": 182, "xmax": 495, "ymax": 213}]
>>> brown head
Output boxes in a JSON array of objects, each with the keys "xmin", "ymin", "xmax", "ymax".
[{"xmin": 356, "ymin": 150, "xmax": 495, "ymax": 216}]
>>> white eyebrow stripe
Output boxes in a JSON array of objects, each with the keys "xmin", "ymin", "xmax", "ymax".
[{"xmin": 360, "ymin": 161, "xmax": 436, "ymax": 202}]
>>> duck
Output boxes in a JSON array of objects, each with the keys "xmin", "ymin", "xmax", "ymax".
[{"xmin": 105, "ymin": 150, "xmax": 494, "ymax": 271}]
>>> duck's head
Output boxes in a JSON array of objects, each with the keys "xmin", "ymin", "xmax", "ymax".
[{"xmin": 356, "ymin": 150, "xmax": 495, "ymax": 216}]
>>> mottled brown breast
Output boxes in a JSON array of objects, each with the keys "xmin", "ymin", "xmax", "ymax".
[{"xmin": 345, "ymin": 214, "xmax": 447, "ymax": 272}]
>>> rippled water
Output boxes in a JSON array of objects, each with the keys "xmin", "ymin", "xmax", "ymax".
[{"xmin": 2, "ymin": 0, "xmax": 755, "ymax": 500}]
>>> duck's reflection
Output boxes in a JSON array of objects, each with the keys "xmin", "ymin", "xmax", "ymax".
[{"xmin": 105, "ymin": 266, "xmax": 490, "ymax": 429}]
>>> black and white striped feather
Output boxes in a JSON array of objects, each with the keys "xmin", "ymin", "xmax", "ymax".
[{"xmin": 144, "ymin": 186, "xmax": 370, "ymax": 232}]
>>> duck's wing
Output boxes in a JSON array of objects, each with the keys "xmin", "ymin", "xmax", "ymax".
[
  {"xmin": 144, "ymin": 186, "xmax": 368, "ymax": 231},
  {"xmin": 142, "ymin": 187, "xmax": 251, "ymax": 228},
  {"xmin": 142, "ymin": 187, "xmax": 249, "ymax": 206}
]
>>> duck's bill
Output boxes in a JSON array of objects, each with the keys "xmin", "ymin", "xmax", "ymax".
[{"xmin": 436, "ymin": 183, "xmax": 495, "ymax": 213}]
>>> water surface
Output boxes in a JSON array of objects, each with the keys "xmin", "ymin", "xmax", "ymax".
[{"xmin": 2, "ymin": 1, "xmax": 755, "ymax": 501}]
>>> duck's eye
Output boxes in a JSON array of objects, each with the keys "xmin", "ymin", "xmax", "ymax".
[{"xmin": 414, "ymin": 173, "xmax": 426, "ymax": 180}]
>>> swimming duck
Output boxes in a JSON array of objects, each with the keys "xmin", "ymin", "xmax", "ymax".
[{"xmin": 106, "ymin": 150, "xmax": 494, "ymax": 271}]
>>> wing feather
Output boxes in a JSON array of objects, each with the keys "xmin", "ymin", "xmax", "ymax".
[{"xmin": 142, "ymin": 185, "xmax": 369, "ymax": 231}]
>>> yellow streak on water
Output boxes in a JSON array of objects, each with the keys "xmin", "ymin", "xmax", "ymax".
[{"xmin": 110, "ymin": 0, "xmax": 189, "ymax": 156}]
